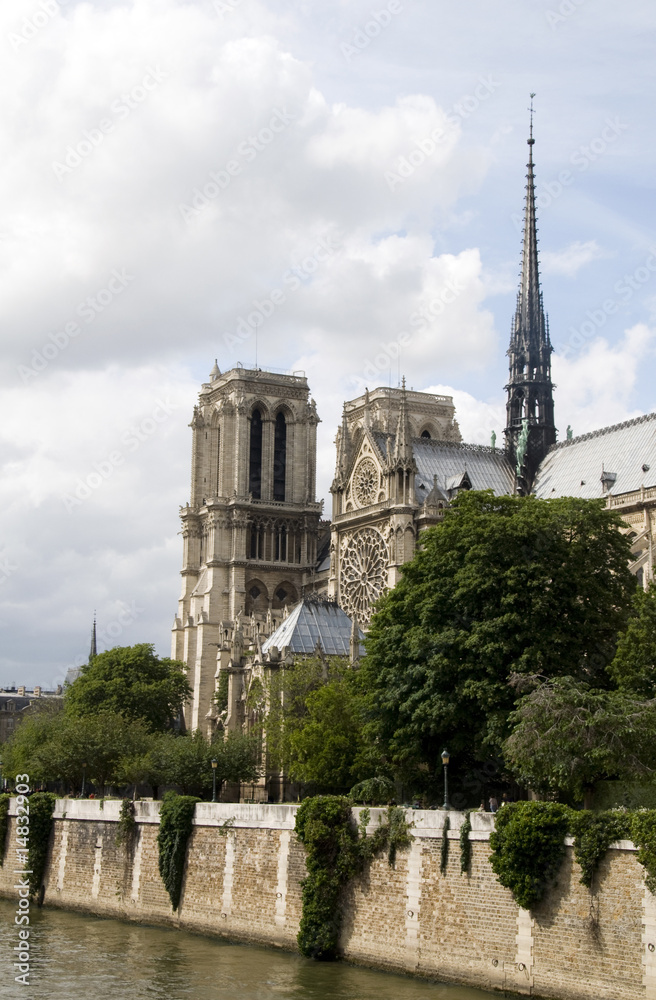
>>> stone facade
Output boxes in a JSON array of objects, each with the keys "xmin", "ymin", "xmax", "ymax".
[
  {"xmin": 2, "ymin": 798, "xmax": 655, "ymax": 1000},
  {"xmin": 329, "ymin": 384, "xmax": 460, "ymax": 625},
  {"xmin": 171, "ymin": 364, "xmax": 325, "ymax": 730}
]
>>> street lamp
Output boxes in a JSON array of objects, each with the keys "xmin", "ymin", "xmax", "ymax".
[
  {"xmin": 211, "ymin": 758, "xmax": 218, "ymax": 803},
  {"xmin": 441, "ymin": 749, "xmax": 450, "ymax": 811},
  {"xmin": 81, "ymin": 762, "xmax": 87, "ymax": 798}
]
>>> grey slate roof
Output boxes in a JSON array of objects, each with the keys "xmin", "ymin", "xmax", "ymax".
[
  {"xmin": 372, "ymin": 433, "xmax": 516, "ymax": 499},
  {"xmin": 412, "ymin": 438, "xmax": 516, "ymax": 499},
  {"xmin": 262, "ymin": 598, "xmax": 365, "ymax": 656},
  {"xmin": 534, "ymin": 412, "xmax": 656, "ymax": 500}
]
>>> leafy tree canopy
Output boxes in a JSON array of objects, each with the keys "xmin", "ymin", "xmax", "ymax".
[
  {"xmin": 503, "ymin": 677, "xmax": 656, "ymax": 804},
  {"xmin": 256, "ymin": 655, "xmax": 384, "ymax": 793},
  {"xmin": 609, "ymin": 581, "xmax": 656, "ymax": 697},
  {"xmin": 65, "ymin": 643, "xmax": 191, "ymax": 731},
  {"xmin": 360, "ymin": 490, "xmax": 635, "ymax": 787},
  {"xmin": 3, "ymin": 706, "xmax": 152, "ymax": 792}
]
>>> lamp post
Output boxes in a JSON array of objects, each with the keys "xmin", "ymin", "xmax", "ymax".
[
  {"xmin": 0, "ymin": 758, "xmax": 3, "ymax": 792},
  {"xmin": 211, "ymin": 758, "xmax": 218, "ymax": 803},
  {"xmin": 441, "ymin": 749, "xmax": 450, "ymax": 811},
  {"xmin": 81, "ymin": 762, "xmax": 87, "ymax": 798}
]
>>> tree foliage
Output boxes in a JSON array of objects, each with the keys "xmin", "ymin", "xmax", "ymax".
[
  {"xmin": 503, "ymin": 677, "xmax": 656, "ymax": 804},
  {"xmin": 1, "ymin": 703, "xmax": 258, "ymax": 797},
  {"xmin": 2, "ymin": 707, "xmax": 153, "ymax": 793},
  {"xmin": 259, "ymin": 655, "xmax": 383, "ymax": 792},
  {"xmin": 65, "ymin": 644, "xmax": 190, "ymax": 731},
  {"xmin": 609, "ymin": 582, "xmax": 656, "ymax": 697},
  {"xmin": 360, "ymin": 491, "xmax": 635, "ymax": 787}
]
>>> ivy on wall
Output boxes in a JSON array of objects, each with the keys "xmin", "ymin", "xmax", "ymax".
[
  {"xmin": 459, "ymin": 812, "xmax": 472, "ymax": 875},
  {"xmin": 489, "ymin": 801, "xmax": 571, "ymax": 910},
  {"xmin": 294, "ymin": 796, "xmax": 412, "ymax": 960},
  {"xmin": 157, "ymin": 792, "xmax": 200, "ymax": 911},
  {"xmin": 28, "ymin": 792, "xmax": 57, "ymax": 898},
  {"xmin": 0, "ymin": 794, "xmax": 10, "ymax": 866},
  {"xmin": 569, "ymin": 810, "xmax": 632, "ymax": 889},
  {"xmin": 115, "ymin": 799, "xmax": 137, "ymax": 851},
  {"xmin": 440, "ymin": 814, "xmax": 450, "ymax": 875},
  {"xmin": 631, "ymin": 810, "xmax": 656, "ymax": 893}
]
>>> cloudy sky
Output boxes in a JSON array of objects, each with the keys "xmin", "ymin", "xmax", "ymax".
[{"xmin": 1, "ymin": 0, "xmax": 655, "ymax": 686}]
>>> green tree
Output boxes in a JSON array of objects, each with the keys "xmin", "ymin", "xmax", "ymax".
[
  {"xmin": 259, "ymin": 655, "xmax": 383, "ymax": 792},
  {"xmin": 360, "ymin": 490, "xmax": 635, "ymax": 790},
  {"xmin": 150, "ymin": 730, "xmax": 260, "ymax": 796},
  {"xmin": 3, "ymin": 708, "xmax": 154, "ymax": 793},
  {"xmin": 65, "ymin": 643, "xmax": 190, "ymax": 731},
  {"xmin": 503, "ymin": 677, "xmax": 656, "ymax": 806},
  {"xmin": 609, "ymin": 582, "xmax": 656, "ymax": 697}
]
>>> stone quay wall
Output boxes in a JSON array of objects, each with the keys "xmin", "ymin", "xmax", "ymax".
[{"xmin": 1, "ymin": 799, "xmax": 655, "ymax": 999}]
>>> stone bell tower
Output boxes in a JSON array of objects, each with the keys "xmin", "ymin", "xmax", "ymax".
[{"xmin": 172, "ymin": 362, "xmax": 322, "ymax": 730}]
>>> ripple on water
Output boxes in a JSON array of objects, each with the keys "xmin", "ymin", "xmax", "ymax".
[{"xmin": 0, "ymin": 899, "xmax": 496, "ymax": 1000}]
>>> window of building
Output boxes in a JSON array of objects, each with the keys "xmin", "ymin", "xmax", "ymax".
[
  {"xmin": 249, "ymin": 409, "xmax": 263, "ymax": 499},
  {"xmin": 273, "ymin": 412, "xmax": 287, "ymax": 501}
]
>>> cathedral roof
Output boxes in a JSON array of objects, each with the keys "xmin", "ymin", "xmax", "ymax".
[
  {"xmin": 534, "ymin": 412, "xmax": 656, "ymax": 500},
  {"xmin": 410, "ymin": 437, "xmax": 516, "ymax": 498},
  {"xmin": 261, "ymin": 597, "xmax": 365, "ymax": 657}
]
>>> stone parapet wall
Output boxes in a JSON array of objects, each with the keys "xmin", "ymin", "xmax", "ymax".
[{"xmin": 0, "ymin": 799, "xmax": 654, "ymax": 999}]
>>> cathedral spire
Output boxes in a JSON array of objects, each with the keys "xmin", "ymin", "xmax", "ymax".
[
  {"xmin": 504, "ymin": 96, "xmax": 556, "ymax": 492},
  {"xmin": 89, "ymin": 613, "xmax": 97, "ymax": 663}
]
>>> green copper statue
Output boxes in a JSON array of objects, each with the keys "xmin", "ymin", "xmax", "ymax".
[{"xmin": 516, "ymin": 417, "xmax": 529, "ymax": 476}]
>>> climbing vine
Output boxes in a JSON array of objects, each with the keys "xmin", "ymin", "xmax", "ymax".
[
  {"xmin": 28, "ymin": 793, "xmax": 57, "ymax": 898},
  {"xmin": 459, "ymin": 811, "xmax": 472, "ymax": 875},
  {"xmin": 115, "ymin": 799, "xmax": 137, "ymax": 851},
  {"xmin": 489, "ymin": 801, "xmax": 571, "ymax": 910},
  {"xmin": 440, "ymin": 814, "xmax": 450, "ymax": 875},
  {"xmin": 294, "ymin": 797, "xmax": 412, "ymax": 960},
  {"xmin": 0, "ymin": 794, "xmax": 10, "ymax": 866},
  {"xmin": 631, "ymin": 810, "xmax": 656, "ymax": 894},
  {"xmin": 157, "ymin": 792, "xmax": 200, "ymax": 911},
  {"xmin": 569, "ymin": 810, "xmax": 632, "ymax": 889}
]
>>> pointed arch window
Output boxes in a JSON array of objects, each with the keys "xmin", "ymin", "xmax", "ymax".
[
  {"xmin": 273, "ymin": 411, "xmax": 287, "ymax": 501},
  {"xmin": 249, "ymin": 409, "xmax": 263, "ymax": 499}
]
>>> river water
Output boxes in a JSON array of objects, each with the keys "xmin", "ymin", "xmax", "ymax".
[{"xmin": 0, "ymin": 898, "xmax": 500, "ymax": 999}]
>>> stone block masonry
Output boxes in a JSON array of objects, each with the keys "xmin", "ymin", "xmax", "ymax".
[{"xmin": 0, "ymin": 799, "xmax": 654, "ymax": 999}]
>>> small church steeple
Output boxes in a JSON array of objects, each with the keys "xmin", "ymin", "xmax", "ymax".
[
  {"xmin": 89, "ymin": 613, "xmax": 97, "ymax": 663},
  {"xmin": 504, "ymin": 96, "xmax": 556, "ymax": 492}
]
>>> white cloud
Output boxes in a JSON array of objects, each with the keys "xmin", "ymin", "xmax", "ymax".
[
  {"xmin": 541, "ymin": 240, "xmax": 609, "ymax": 277},
  {"xmin": 1, "ymin": 0, "xmax": 656, "ymax": 682},
  {"xmin": 552, "ymin": 323, "xmax": 656, "ymax": 435}
]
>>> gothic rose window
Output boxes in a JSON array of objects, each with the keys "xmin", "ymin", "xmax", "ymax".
[
  {"xmin": 352, "ymin": 458, "xmax": 379, "ymax": 508},
  {"xmin": 340, "ymin": 527, "xmax": 388, "ymax": 625}
]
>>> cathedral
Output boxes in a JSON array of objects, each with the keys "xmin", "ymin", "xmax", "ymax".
[{"xmin": 173, "ymin": 126, "xmax": 656, "ymax": 733}]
